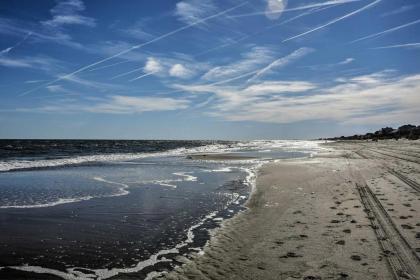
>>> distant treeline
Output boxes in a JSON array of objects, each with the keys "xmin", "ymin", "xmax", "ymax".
[{"xmin": 323, "ymin": 124, "xmax": 420, "ymax": 141}]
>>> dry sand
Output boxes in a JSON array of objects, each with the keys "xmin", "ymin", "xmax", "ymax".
[{"xmin": 160, "ymin": 140, "xmax": 420, "ymax": 280}]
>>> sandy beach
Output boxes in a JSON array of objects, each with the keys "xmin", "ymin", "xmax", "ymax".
[{"xmin": 162, "ymin": 140, "xmax": 420, "ymax": 280}]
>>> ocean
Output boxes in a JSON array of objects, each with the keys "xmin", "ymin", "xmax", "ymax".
[{"xmin": 0, "ymin": 139, "xmax": 323, "ymax": 279}]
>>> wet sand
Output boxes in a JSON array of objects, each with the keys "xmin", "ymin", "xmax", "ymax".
[
  {"xmin": 186, "ymin": 153, "xmax": 257, "ymax": 161},
  {"xmin": 163, "ymin": 140, "xmax": 420, "ymax": 279}
]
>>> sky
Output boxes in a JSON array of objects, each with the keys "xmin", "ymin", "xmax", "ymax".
[{"xmin": 0, "ymin": 0, "xmax": 419, "ymax": 140}]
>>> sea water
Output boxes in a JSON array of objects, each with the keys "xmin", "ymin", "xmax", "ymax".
[{"xmin": 0, "ymin": 139, "xmax": 323, "ymax": 279}]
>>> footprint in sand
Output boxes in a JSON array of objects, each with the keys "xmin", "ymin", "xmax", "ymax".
[
  {"xmin": 350, "ymin": 255, "xmax": 362, "ymax": 261},
  {"xmin": 401, "ymin": 224, "xmax": 414, "ymax": 229},
  {"xmin": 304, "ymin": 275, "xmax": 321, "ymax": 280},
  {"xmin": 279, "ymin": 252, "xmax": 302, "ymax": 258}
]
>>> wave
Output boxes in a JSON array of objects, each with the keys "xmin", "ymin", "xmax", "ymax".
[
  {"xmin": 0, "ymin": 140, "xmax": 324, "ymax": 173},
  {"xmin": 0, "ymin": 143, "xmax": 230, "ymax": 172}
]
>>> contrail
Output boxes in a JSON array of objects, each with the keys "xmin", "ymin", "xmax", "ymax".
[
  {"xmin": 129, "ymin": 71, "xmax": 157, "ymax": 82},
  {"xmin": 283, "ymin": 0, "xmax": 381, "ymax": 42},
  {"xmin": 349, "ymin": 19, "xmax": 420, "ymax": 43},
  {"xmin": 247, "ymin": 48, "xmax": 314, "ymax": 82},
  {"xmin": 270, "ymin": 5, "xmax": 338, "ymax": 28},
  {"xmin": 229, "ymin": 0, "xmax": 362, "ymax": 18},
  {"xmin": 88, "ymin": 60, "xmax": 131, "ymax": 72},
  {"xmin": 195, "ymin": 5, "xmax": 336, "ymax": 58},
  {"xmin": 0, "ymin": 32, "xmax": 32, "ymax": 55},
  {"xmin": 20, "ymin": 2, "xmax": 247, "ymax": 96},
  {"xmin": 370, "ymin": 42, "xmax": 420, "ymax": 49},
  {"xmin": 111, "ymin": 66, "xmax": 144, "ymax": 80}
]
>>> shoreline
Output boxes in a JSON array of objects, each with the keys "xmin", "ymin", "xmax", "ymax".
[{"xmin": 162, "ymin": 140, "xmax": 420, "ymax": 279}]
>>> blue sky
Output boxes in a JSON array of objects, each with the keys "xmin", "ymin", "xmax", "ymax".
[{"xmin": 0, "ymin": 0, "xmax": 419, "ymax": 140}]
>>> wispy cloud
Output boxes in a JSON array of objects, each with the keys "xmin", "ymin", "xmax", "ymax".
[
  {"xmin": 16, "ymin": 95, "xmax": 190, "ymax": 114},
  {"xmin": 58, "ymin": 74, "xmax": 127, "ymax": 92},
  {"xmin": 202, "ymin": 46, "xmax": 275, "ymax": 81},
  {"xmin": 247, "ymin": 48, "xmax": 314, "ymax": 82},
  {"xmin": 175, "ymin": 0, "xmax": 217, "ymax": 25},
  {"xmin": 41, "ymin": 0, "xmax": 96, "ymax": 28},
  {"xmin": 20, "ymin": 2, "xmax": 246, "ymax": 96},
  {"xmin": 338, "ymin": 58, "xmax": 355, "ymax": 65},
  {"xmin": 87, "ymin": 96, "xmax": 190, "ymax": 114},
  {"xmin": 283, "ymin": 0, "xmax": 381, "ymax": 42},
  {"xmin": 381, "ymin": 4, "xmax": 419, "ymax": 17},
  {"xmin": 46, "ymin": 85, "xmax": 80, "ymax": 96},
  {"xmin": 0, "ymin": 32, "xmax": 31, "ymax": 55},
  {"xmin": 371, "ymin": 43, "xmax": 420, "ymax": 50},
  {"xmin": 118, "ymin": 21, "xmax": 154, "ymax": 41},
  {"xmin": 0, "ymin": 57, "xmax": 32, "ymax": 68},
  {"xmin": 349, "ymin": 19, "xmax": 420, "ymax": 43},
  {"xmin": 0, "ymin": 56, "xmax": 66, "ymax": 74}
]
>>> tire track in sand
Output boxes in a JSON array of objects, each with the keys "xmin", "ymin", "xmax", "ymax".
[{"xmin": 356, "ymin": 183, "xmax": 420, "ymax": 279}]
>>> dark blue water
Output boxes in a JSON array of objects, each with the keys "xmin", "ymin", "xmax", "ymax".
[{"xmin": 0, "ymin": 140, "xmax": 320, "ymax": 279}]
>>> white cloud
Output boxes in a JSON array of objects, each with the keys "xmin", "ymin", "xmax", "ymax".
[
  {"xmin": 245, "ymin": 81, "xmax": 317, "ymax": 95},
  {"xmin": 175, "ymin": 0, "xmax": 217, "ymax": 25},
  {"xmin": 169, "ymin": 64, "xmax": 193, "ymax": 79},
  {"xmin": 174, "ymin": 71, "xmax": 420, "ymax": 126},
  {"xmin": 42, "ymin": 0, "xmax": 96, "ymax": 28},
  {"xmin": 265, "ymin": 0, "xmax": 288, "ymax": 20},
  {"xmin": 202, "ymin": 46, "xmax": 275, "ymax": 81},
  {"xmin": 144, "ymin": 57, "xmax": 163, "ymax": 74}
]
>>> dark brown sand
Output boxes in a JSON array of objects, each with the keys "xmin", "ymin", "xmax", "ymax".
[{"xmin": 162, "ymin": 140, "xmax": 420, "ymax": 280}]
